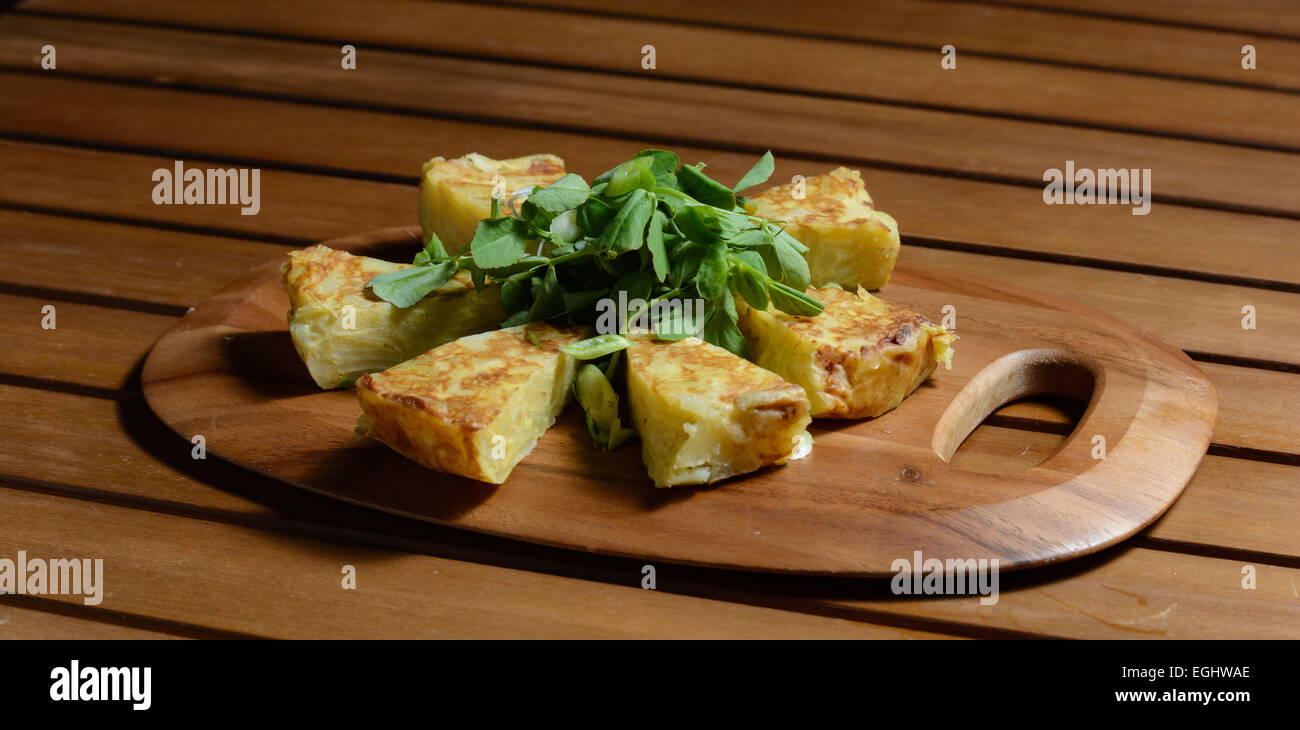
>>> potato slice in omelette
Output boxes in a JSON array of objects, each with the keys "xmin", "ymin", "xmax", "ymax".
[
  {"xmin": 626, "ymin": 337, "xmax": 812, "ymax": 488},
  {"xmin": 750, "ymin": 167, "xmax": 900, "ymax": 291},
  {"xmin": 355, "ymin": 322, "xmax": 584, "ymax": 485},
  {"xmin": 282, "ymin": 245, "xmax": 502, "ymax": 389},
  {"xmin": 420, "ymin": 152, "xmax": 567, "ymax": 250},
  {"xmin": 738, "ymin": 287, "xmax": 955, "ymax": 419}
]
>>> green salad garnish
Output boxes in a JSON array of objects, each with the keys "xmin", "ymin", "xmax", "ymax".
[{"xmin": 367, "ymin": 149, "xmax": 823, "ymax": 358}]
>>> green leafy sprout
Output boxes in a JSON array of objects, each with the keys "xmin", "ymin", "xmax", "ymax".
[
  {"xmin": 366, "ymin": 149, "xmax": 825, "ymax": 451},
  {"xmin": 367, "ymin": 149, "xmax": 823, "ymax": 356}
]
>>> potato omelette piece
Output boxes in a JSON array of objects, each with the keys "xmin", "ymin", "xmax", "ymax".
[
  {"xmin": 419, "ymin": 152, "xmax": 567, "ymax": 251},
  {"xmin": 282, "ymin": 245, "xmax": 503, "ymax": 389},
  {"xmin": 749, "ymin": 167, "xmax": 900, "ymax": 291},
  {"xmin": 626, "ymin": 337, "xmax": 812, "ymax": 488},
  {"xmin": 355, "ymin": 322, "xmax": 584, "ymax": 485},
  {"xmin": 738, "ymin": 287, "xmax": 955, "ymax": 419}
]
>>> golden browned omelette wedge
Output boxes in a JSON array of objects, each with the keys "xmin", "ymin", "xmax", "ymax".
[
  {"xmin": 282, "ymin": 245, "xmax": 502, "ymax": 389},
  {"xmin": 749, "ymin": 167, "xmax": 900, "ymax": 291},
  {"xmin": 419, "ymin": 152, "xmax": 567, "ymax": 250},
  {"xmin": 738, "ymin": 287, "xmax": 955, "ymax": 419},
  {"xmin": 355, "ymin": 322, "xmax": 584, "ymax": 484},
  {"xmin": 625, "ymin": 337, "xmax": 812, "ymax": 488}
]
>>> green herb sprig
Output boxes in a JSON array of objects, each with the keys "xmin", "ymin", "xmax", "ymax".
[{"xmin": 368, "ymin": 149, "xmax": 824, "ymax": 358}]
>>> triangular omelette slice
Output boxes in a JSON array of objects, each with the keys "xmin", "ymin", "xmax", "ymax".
[
  {"xmin": 626, "ymin": 337, "xmax": 812, "ymax": 488},
  {"xmin": 355, "ymin": 322, "xmax": 583, "ymax": 484},
  {"xmin": 738, "ymin": 286, "xmax": 955, "ymax": 419},
  {"xmin": 419, "ymin": 152, "xmax": 566, "ymax": 250},
  {"xmin": 282, "ymin": 245, "xmax": 502, "ymax": 389},
  {"xmin": 749, "ymin": 167, "xmax": 900, "ymax": 291}
]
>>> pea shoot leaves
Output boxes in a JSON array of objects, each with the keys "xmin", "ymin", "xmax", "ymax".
[
  {"xmin": 470, "ymin": 217, "xmax": 530, "ymax": 269},
  {"xmin": 367, "ymin": 149, "xmax": 824, "ymax": 359},
  {"xmin": 732, "ymin": 150, "xmax": 775, "ymax": 193},
  {"xmin": 366, "ymin": 260, "xmax": 457, "ymax": 308}
]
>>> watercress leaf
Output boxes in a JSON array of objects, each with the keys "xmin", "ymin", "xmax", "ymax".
[
  {"xmin": 426, "ymin": 231, "xmax": 450, "ymax": 259},
  {"xmin": 730, "ymin": 248, "xmax": 768, "ymax": 277},
  {"xmin": 633, "ymin": 149, "xmax": 680, "ymax": 176},
  {"xmin": 576, "ymin": 196, "xmax": 617, "ymax": 236},
  {"xmin": 526, "ymin": 173, "xmax": 591, "ymax": 213},
  {"xmin": 763, "ymin": 223, "xmax": 811, "ymax": 290},
  {"xmin": 654, "ymin": 172, "xmax": 681, "ymax": 192},
  {"xmin": 701, "ymin": 299, "xmax": 748, "ymax": 358},
  {"xmin": 501, "ymin": 309, "xmax": 531, "ymax": 327},
  {"xmin": 775, "ymin": 245, "xmax": 811, "ymax": 290},
  {"xmin": 766, "ymin": 221, "xmax": 808, "ymax": 253},
  {"xmin": 597, "ymin": 189, "xmax": 653, "ymax": 253},
  {"xmin": 727, "ymin": 228, "xmax": 770, "ymax": 248},
  {"xmin": 485, "ymin": 254, "xmax": 549, "ymax": 279},
  {"xmin": 594, "ymin": 149, "xmax": 681, "ymax": 188},
  {"xmin": 669, "ymin": 240, "xmax": 705, "ymax": 289},
  {"xmin": 413, "ymin": 231, "xmax": 450, "ymax": 265},
  {"xmin": 695, "ymin": 242, "xmax": 729, "ymax": 300},
  {"xmin": 528, "ymin": 266, "xmax": 564, "ymax": 320},
  {"xmin": 470, "ymin": 216, "xmax": 529, "ymax": 269},
  {"xmin": 560, "ymin": 288, "xmax": 605, "ymax": 315},
  {"xmin": 767, "ymin": 280, "xmax": 825, "ymax": 317},
  {"xmin": 365, "ymin": 260, "xmax": 457, "ymax": 308},
  {"xmin": 612, "ymin": 270, "xmax": 655, "ymax": 303},
  {"xmin": 560, "ymin": 334, "xmax": 632, "ymax": 360},
  {"xmin": 732, "ymin": 150, "xmax": 775, "ymax": 193},
  {"xmin": 500, "ymin": 275, "xmax": 529, "ymax": 312},
  {"xmin": 731, "ymin": 263, "xmax": 769, "ymax": 311},
  {"xmin": 676, "ymin": 163, "xmax": 736, "ymax": 209},
  {"xmin": 652, "ymin": 187, "xmax": 694, "ymax": 214},
  {"xmin": 645, "ymin": 210, "xmax": 669, "ymax": 282},
  {"xmin": 672, "ymin": 205, "xmax": 741, "ymax": 244}
]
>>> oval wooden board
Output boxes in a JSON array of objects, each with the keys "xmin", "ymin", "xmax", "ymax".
[{"xmin": 141, "ymin": 227, "xmax": 1216, "ymax": 576}]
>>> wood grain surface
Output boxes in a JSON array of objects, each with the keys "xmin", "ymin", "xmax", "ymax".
[
  {"xmin": 2, "ymin": 0, "xmax": 1295, "ymax": 638},
  {"xmin": 139, "ymin": 228, "xmax": 1216, "ymax": 576}
]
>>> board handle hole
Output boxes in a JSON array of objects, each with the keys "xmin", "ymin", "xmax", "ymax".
[{"xmin": 932, "ymin": 349, "xmax": 1097, "ymax": 471}]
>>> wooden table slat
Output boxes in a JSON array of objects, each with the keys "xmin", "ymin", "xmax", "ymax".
[
  {"xmin": 4, "ymin": 73, "xmax": 1299, "ymax": 289},
  {"xmin": 15, "ymin": 0, "xmax": 1300, "ymax": 150},
  {"xmin": 504, "ymin": 0, "xmax": 1300, "ymax": 90},
  {"xmin": 0, "ymin": 488, "xmax": 951, "ymax": 639},
  {"xmin": 3, "ymin": 382, "xmax": 1297, "ymax": 571},
  {"xmin": 5, "ymin": 281, "xmax": 1297, "ymax": 460},
  {"xmin": 3, "ymin": 0, "xmax": 1295, "ymax": 639},
  {"xmin": 2, "ymin": 16, "xmax": 1298, "ymax": 217},
  {"xmin": 0, "ymin": 601, "xmax": 185, "ymax": 639},
  {"xmin": 996, "ymin": 0, "xmax": 1300, "ymax": 38},
  {"xmin": 2, "ymin": 140, "xmax": 1298, "ymax": 369},
  {"xmin": 3, "ymin": 472, "xmax": 1294, "ymax": 639}
]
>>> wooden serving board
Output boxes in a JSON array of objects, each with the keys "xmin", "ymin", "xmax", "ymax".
[{"xmin": 141, "ymin": 227, "xmax": 1216, "ymax": 576}]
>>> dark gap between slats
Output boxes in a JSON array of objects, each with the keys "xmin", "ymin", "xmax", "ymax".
[
  {"xmin": 10, "ymin": 8, "xmax": 1300, "ymax": 154},
  {"xmin": 3, "ymin": 64, "xmax": 1297, "ymax": 220},
  {"xmin": 467, "ymin": 0, "xmax": 1300, "ymax": 95},
  {"xmin": 0, "ymin": 593, "xmax": 264, "ymax": 640},
  {"xmin": 0, "ymin": 473, "xmax": 1009, "ymax": 639},
  {"xmin": 4, "ymin": 123, "xmax": 1298, "ymax": 290},
  {"xmin": 966, "ymin": 0, "xmax": 1300, "ymax": 44}
]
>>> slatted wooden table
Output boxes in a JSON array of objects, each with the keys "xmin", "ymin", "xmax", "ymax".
[{"xmin": 1, "ymin": 0, "xmax": 1297, "ymax": 639}]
